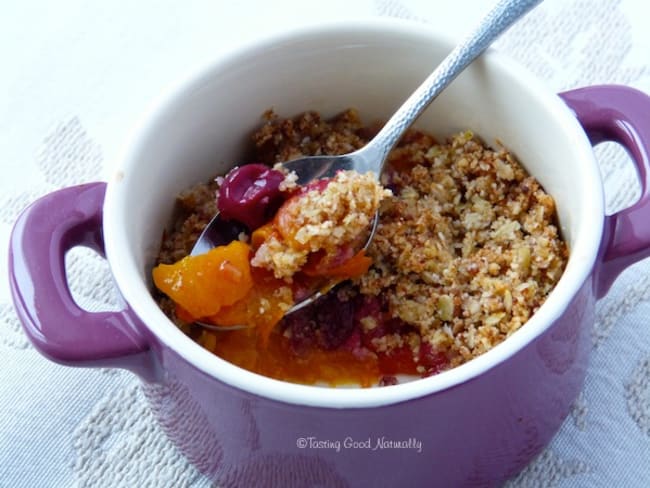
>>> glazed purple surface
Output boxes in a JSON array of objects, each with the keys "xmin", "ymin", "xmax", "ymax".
[
  {"xmin": 559, "ymin": 86, "xmax": 650, "ymax": 298},
  {"xmin": 8, "ymin": 183, "xmax": 155, "ymax": 380},
  {"xmin": 8, "ymin": 85, "xmax": 650, "ymax": 486}
]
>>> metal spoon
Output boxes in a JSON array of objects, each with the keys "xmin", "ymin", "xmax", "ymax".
[{"xmin": 192, "ymin": 0, "xmax": 542, "ymax": 330}]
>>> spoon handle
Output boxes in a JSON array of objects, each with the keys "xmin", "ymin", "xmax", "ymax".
[{"xmin": 363, "ymin": 0, "xmax": 542, "ymax": 170}]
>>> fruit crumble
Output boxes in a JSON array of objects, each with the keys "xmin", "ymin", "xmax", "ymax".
[{"xmin": 153, "ymin": 109, "xmax": 568, "ymax": 387}]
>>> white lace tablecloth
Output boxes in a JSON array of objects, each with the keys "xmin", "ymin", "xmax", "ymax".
[{"xmin": 1, "ymin": 1, "xmax": 649, "ymax": 486}]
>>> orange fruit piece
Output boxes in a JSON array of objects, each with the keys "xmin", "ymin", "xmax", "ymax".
[
  {"xmin": 208, "ymin": 270, "xmax": 293, "ymax": 344},
  {"xmin": 152, "ymin": 240, "xmax": 253, "ymax": 319},
  {"xmin": 250, "ymin": 221, "xmax": 277, "ymax": 250},
  {"xmin": 303, "ymin": 249, "xmax": 372, "ymax": 279},
  {"xmin": 273, "ymin": 194, "xmax": 307, "ymax": 249},
  {"xmin": 322, "ymin": 250, "xmax": 372, "ymax": 278}
]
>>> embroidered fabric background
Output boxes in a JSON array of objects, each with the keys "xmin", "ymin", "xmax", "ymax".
[{"xmin": 1, "ymin": 1, "xmax": 648, "ymax": 486}]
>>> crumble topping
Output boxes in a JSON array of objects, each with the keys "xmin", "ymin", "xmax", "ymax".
[
  {"xmin": 251, "ymin": 170, "xmax": 391, "ymax": 279},
  {"xmin": 356, "ymin": 130, "xmax": 567, "ymax": 365},
  {"xmin": 155, "ymin": 108, "xmax": 568, "ymax": 382}
]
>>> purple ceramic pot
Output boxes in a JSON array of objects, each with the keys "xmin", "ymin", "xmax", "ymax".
[{"xmin": 8, "ymin": 20, "xmax": 650, "ymax": 487}]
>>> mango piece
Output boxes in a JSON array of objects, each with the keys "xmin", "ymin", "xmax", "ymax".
[
  {"xmin": 324, "ymin": 250, "xmax": 372, "ymax": 278},
  {"xmin": 250, "ymin": 221, "xmax": 277, "ymax": 250},
  {"xmin": 303, "ymin": 249, "xmax": 372, "ymax": 279},
  {"xmin": 152, "ymin": 240, "xmax": 253, "ymax": 319},
  {"xmin": 208, "ymin": 271, "xmax": 293, "ymax": 343},
  {"xmin": 273, "ymin": 194, "xmax": 304, "ymax": 249}
]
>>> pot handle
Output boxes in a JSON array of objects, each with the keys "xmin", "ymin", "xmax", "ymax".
[
  {"xmin": 560, "ymin": 85, "xmax": 650, "ymax": 298},
  {"xmin": 8, "ymin": 182, "xmax": 156, "ymax": 380}
]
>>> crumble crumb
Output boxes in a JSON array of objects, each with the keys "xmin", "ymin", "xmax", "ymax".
[{"xmin": 273, "ymin": 164, "xmax": 299, "ymax": 192}]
